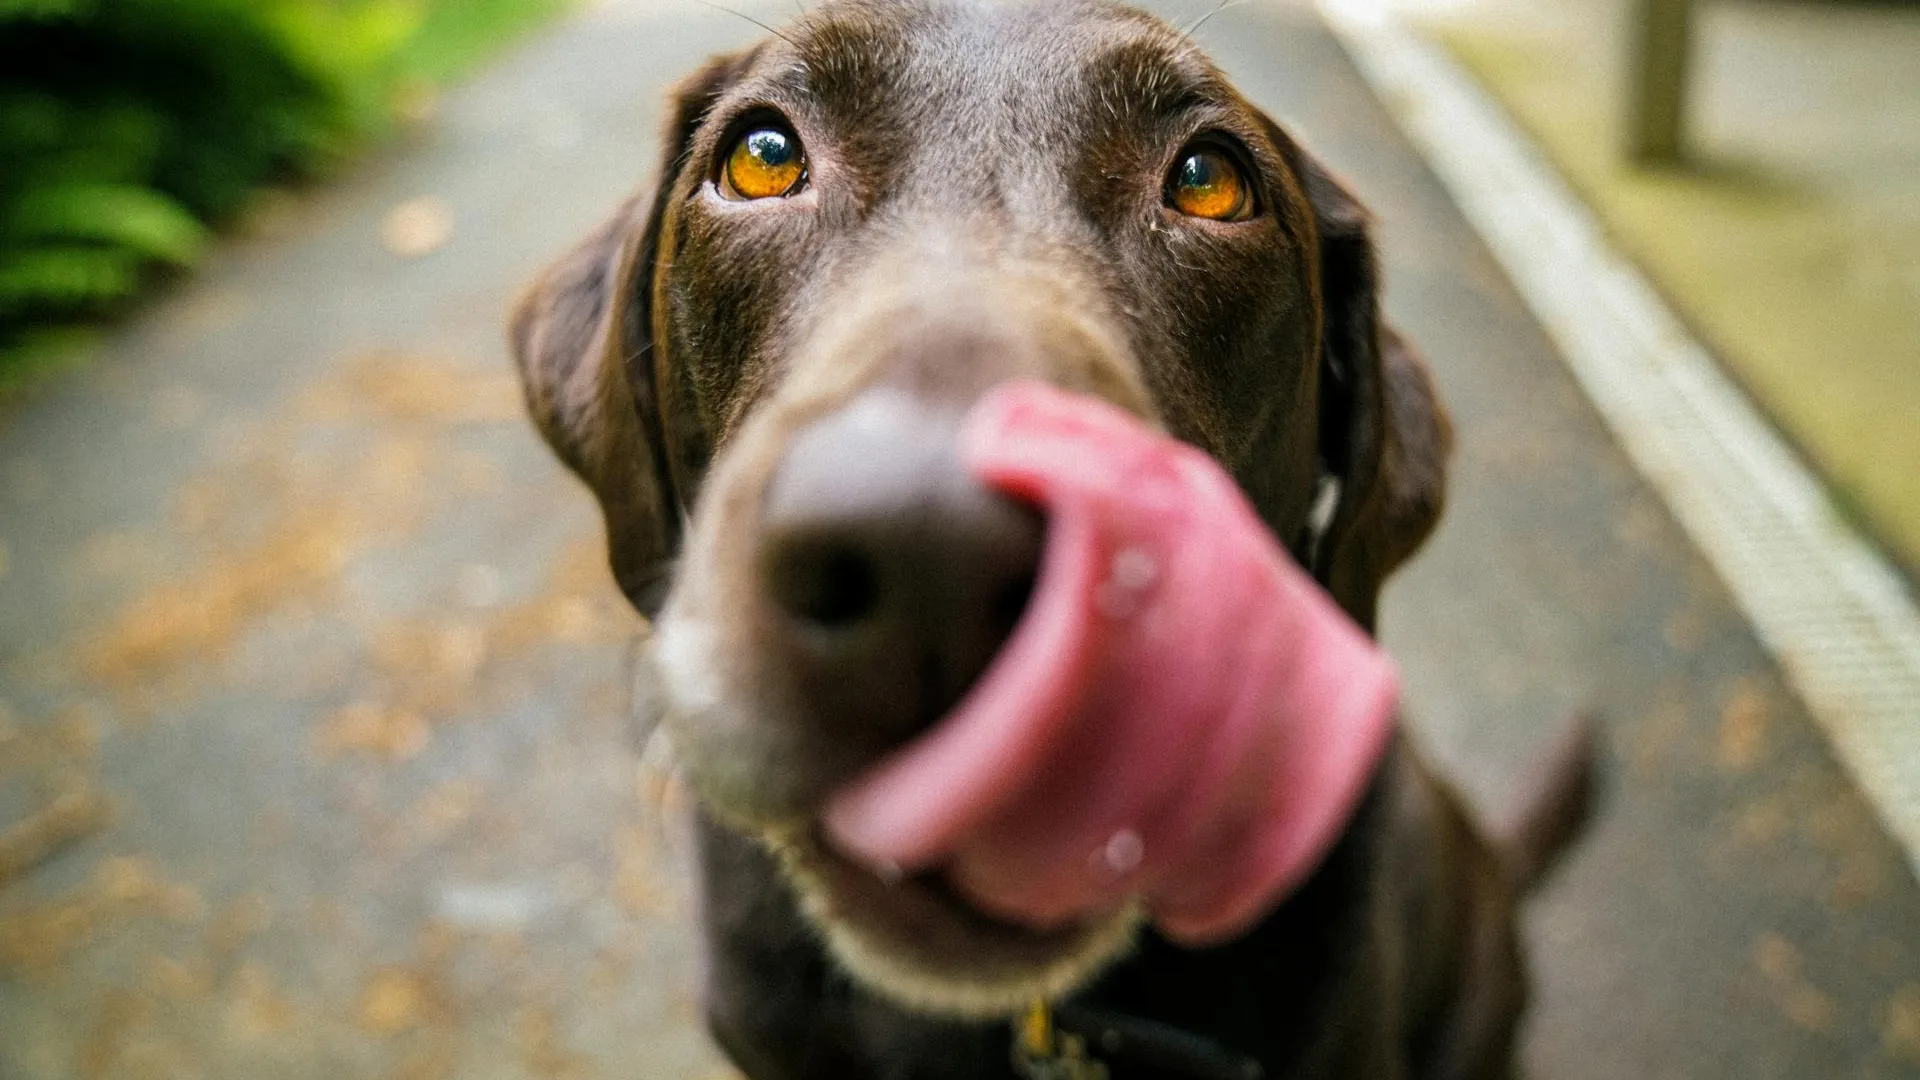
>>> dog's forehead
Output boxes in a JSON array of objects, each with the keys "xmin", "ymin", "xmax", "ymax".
[{"xmin": 765, "ymin": 0, "xmax": 1223, "ymax": 124}]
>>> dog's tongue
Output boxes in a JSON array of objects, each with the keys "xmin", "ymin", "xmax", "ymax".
[{"xmin": 822, "ymin": 381, "xmax": 1398, "ymax": 944}]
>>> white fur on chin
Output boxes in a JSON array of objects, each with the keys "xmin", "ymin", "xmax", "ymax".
[{"xmin": 764, "ymin": 827, "xmax": 1147, "ymax": 1019}]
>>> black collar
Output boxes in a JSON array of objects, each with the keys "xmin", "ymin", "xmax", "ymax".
[{"xmin": 1014, "ymin": 1003, "xmax": 1266, "ymax": 1080}]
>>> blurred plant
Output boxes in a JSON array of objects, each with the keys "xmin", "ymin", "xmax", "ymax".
[{"xmin": 0, "ymin": 0, "xmax": 563, "ymax": 384}]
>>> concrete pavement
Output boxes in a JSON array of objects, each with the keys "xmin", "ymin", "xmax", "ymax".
[{"xmin": 1, "ymin": 1, "xmax": 1916, "ymax": 1077}]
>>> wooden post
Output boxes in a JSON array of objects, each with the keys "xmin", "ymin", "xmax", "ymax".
[{"xmin": 1628, "ymin": 0, "xmax": 1695, "ymax": 164}]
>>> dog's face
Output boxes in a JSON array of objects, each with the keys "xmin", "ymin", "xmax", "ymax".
[{"xmin": 512, "ymin": 0, "xmax": 1447, "ymax": 1017}]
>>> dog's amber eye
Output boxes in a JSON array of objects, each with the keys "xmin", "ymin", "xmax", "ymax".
[
  {"xmin": 723, "ymin": 126, "xmax": 806, "ymax": 200},
  {"xmin": 1167, "ymin": 147, "xmax": 1251, "ymax": 221}
]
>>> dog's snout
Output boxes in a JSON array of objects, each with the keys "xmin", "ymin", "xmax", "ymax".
[{"xmin": 759, "ymin": 389, "xmax": 1043, "ymax": 740}]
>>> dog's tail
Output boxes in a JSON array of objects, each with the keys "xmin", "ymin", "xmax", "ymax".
[{"xmin": 1492, "ymin": 714, "xmax": 1599, "ymax": 892}]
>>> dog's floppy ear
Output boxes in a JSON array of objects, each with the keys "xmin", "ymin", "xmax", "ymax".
[
  {"xmin": 1294, "ymin": 150, "xmax": 1452, "ymax": 633},
  {"xmin": 509, "ymin": 52, "xmax": 753, "ymax": 616}
]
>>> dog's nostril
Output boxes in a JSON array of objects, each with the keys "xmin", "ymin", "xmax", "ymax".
[
  {"xmin": 768, "ymin": 540, "xmax": 884, "ymax": 630},
  {"xmin": 755, "ymin": 389, "xmax": 1047, "ymax": 747},
  {"xmin": 991, "ymin": 571, "xmax": 1037, "ymax": 641}
]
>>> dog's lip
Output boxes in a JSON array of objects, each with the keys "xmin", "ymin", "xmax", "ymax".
[{"xmin": 790, "ymin": 823, "xmax": 1106, "ymax": 945}]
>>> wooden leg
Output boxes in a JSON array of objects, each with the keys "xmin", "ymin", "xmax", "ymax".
[{"xmin": 1628, "ymin": 0, "xmax": 1695, "ymax": 164}]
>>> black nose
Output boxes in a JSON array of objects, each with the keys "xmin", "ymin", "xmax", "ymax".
[{"xmin": 759, "ymin": 389, "xmax": 1043, "ymax": 743}]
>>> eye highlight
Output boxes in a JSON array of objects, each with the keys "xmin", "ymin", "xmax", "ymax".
[
  {"xmin": 722, "ymin": 125, "xmax": 807, "ymax": 200},
  {"xmin": 1166, "ymin": 146, "xmax": 1252, "ymax": 221}
]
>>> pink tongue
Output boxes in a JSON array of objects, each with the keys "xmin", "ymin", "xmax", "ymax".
[{"xmin": 821, "ymin": 381, "xmax": 1399, "ymax": 945}]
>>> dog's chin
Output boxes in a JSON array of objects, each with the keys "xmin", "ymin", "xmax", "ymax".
[{"xmin": 759, "ymin": 826, "xmax": 1143, "ymax": 1020}]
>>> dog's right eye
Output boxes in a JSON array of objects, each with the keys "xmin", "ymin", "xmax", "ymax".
[
  {"xmin": 721, "ymin": 125, "xmax": 807, "ymax": 200},
  {"xmin": 1166, "ymin": 143, "xmax": 1254, "ymax": 222}
]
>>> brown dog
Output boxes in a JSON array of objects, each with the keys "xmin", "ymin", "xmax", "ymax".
[{"xmin": 510, "ymin": 1, "xmax": 1591, "ymax": 1076}]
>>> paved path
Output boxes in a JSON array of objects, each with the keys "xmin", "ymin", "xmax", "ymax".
[{"xmin": 1, "ymin": 2, "xmax": 1916, "ymax": 1078}]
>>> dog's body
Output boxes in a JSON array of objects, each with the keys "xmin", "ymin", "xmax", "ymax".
[
  {"xmin": 698, "ymin": 737, "xmax": 1587, "ymax": 1080},
  {"xmin": 510, "ymin": 2, "xmax": 1591, "ymax": 1076}
]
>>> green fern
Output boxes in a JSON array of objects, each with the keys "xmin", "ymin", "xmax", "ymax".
[
  {"xmin": 0, "ymin": 0, "xmax": 90, "ymax": 20},
  {"xmin": 0, "ymin": 246, "xmax": 143, "ymax": 313},
  {"xmin": 0, "ymin": 0, "xmax": 566, "ymax": 384},
  {"xmin": 6, "ymin": 183, "xmax": 207, "ymax": 265}
]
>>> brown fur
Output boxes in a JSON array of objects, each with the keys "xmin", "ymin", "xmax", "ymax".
[{"xmin": 510, "ymin": 2, "xmax": 1591, "ymax": 1075}]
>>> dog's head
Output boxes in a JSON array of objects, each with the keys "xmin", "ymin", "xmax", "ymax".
[{"xmin": 511, "ymin": 0, "xmax": 1448, "ymax": 1017}]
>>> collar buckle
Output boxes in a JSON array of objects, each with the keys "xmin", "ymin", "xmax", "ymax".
[{"xmin": 1012, "ymin": 1001, "xmax": 1110, "ymax": 1080}]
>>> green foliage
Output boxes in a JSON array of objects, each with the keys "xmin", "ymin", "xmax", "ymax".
[
  {"xmin": 399, "ymin": 0, "xmax": 571, "ymax": 85},
  {"xmin": 10, "ymin": 183, "xmax": 209, "ymax": 265},
  {"xmin": 0, "ymin": 0, "xmax": 563, "ymax": 385}
]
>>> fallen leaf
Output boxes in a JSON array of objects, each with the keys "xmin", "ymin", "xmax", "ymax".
[
  {"xmin": 226, "ymin": 962, "xmax": 295, "ymax": 1039},
  {"xmin": 0, "ymin": 900, "xmax": 95, "ymax": 974},
  {"xmin": 359, "ymin": 967, "xmax": 432, "ymax": 1035},
  {"xmin": 142, "ymin": 954, "xmax": 214, "ymax": 1001},
  {"xmin": 82, "ymin": 511, "xmax": 359, "ymax": 689},
  {"xmin": 78, "ymin": 987, "xmax": 156, "ymax": 1080},
  {"xmin": 1886, "ymin": 984, "xmax": 1920, "ymax": 1065},
  {"xmin": 1716, "ymin": 679, "xmax": 1769, "ymax": 772},
  {"xmin": 314, "ymin": 703, "xmax": 431, "ymax": 761},
  {"xmin": 382, "ymin": 196, "xmax": 454, "ymax": 258},
  {"xmin": 403, "ymin": 779, "xmax": 481, "ymax": 845},
  {"xmin": 206, "ymin": 892, "xmax": 274, "ymax": 965},
  {"xmin": 0, "ymin": 786, "xmax": 112, "ymax": 887},
  {"xmin": 515, "ymin": 1004, "xmax": 594, "ymax": 1079},
  {"xmin": 1753, "ymin": 932, "xmax": 1839, "ymax": 1033},
  {"xmin": 0, "ymin": 857, "xmax": 201, "ymax": 974},
  {"xmin": 1754, "ymin": 932, "xmax": 1800, "ymax": 980},
  {"xmin": 93, "ymin": 856, "xmax": 204, "ymax": 921},
  {"xmin": 303, "ymin": 351, "xmax": 523, "ymax": 426}
]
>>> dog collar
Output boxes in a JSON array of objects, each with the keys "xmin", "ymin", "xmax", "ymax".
[{"xmin": 1014, "ymin": 1000, "xmax": 1265, "ymax": 1080}]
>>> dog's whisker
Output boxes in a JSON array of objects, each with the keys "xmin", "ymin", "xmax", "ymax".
[
  {"xmin": 635, "ymin": 728, "xmax": 687, "ymax": 828},
  {"xmin": 626, "ymin": 631, "xmax": 666, "ymax": 749},
  {"xmin": 691, "ymin": 0, "xmax": 800, "ymax": 47},
  {"xmin": 625, "ymin": 629, "xmax": 689, "ymax": 835},
  {"xmin": 1179, "ymin": 0, "xmax": 1242, "ymax": 45}
]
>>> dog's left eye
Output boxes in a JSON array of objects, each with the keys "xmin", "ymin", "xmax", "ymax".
[
  {"xmin": 1166, "ymin": 145, "xmax": 1253, "ymax": 221},
  {"xmin": 722, "ymin": 125, "xmax": 807, "ymax": 200}
]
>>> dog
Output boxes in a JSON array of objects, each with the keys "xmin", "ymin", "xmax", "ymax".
[{"xmin": 509, "ymin": 2, "xmax": 1593, "ymax": 1076}]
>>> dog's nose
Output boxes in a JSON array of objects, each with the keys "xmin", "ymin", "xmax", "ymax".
[{"xmin": 759, "ymin": 389, "xmax": 1043, "ymax": 742}]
